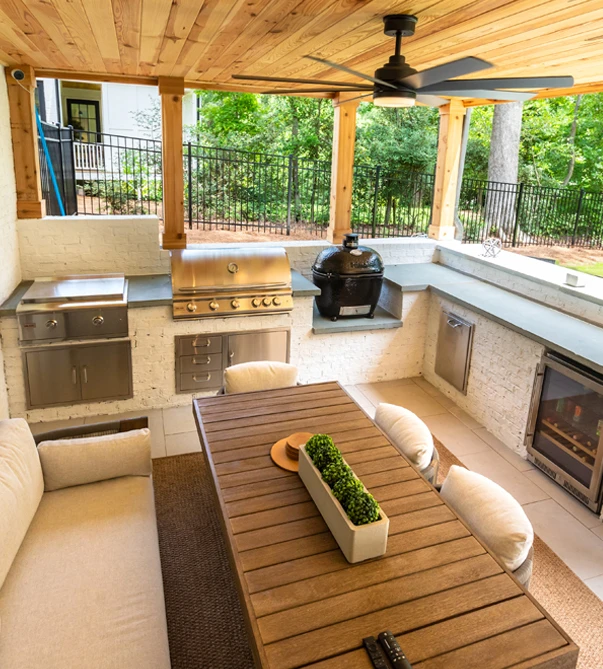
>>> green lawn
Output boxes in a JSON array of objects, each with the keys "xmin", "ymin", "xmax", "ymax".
[{"xmin": 564, "ymin": 263, "xmax": 603, "ymax": 278}]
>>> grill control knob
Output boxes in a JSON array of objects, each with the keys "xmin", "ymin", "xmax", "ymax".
[
  {"xmin": 273, "ymin": 296, "xmax": 282, "ymax": 306},
  {"xmin": 186, "ymin": 303, "xmax": 197, "ymax": 313},
  {"xmin": 45, "ymin": 319, "xmax": 58, "ymax": 329},
  {"xmin": 92, "ymin": 316, "xmax": 104, "ymax": 326},
  {"xmin": 252, "ymin": 298, "xmax": 261, "ymax": 308},
  {"xmin": 231, "ymin": 299, "xmax": 240, "ymax": 309},
  {"xmin": 209, "ymin": 300, "xmax": 219, "ymax": 311},
  {"xmin": 262, "ymin": 297, "xmax": 272, "ymax": 307}
]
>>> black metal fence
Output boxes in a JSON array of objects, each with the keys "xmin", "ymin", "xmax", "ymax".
[
  {"xmin": 459, "ymin": 179, "xmax": 603, "ymax": 247},
  {"xmin": 37, "ymin": 126, "xmax": 603, "ymax": 247},
  {"xmin": 38, "ymin": 122, "xmax": 77, "ymax": 216}
]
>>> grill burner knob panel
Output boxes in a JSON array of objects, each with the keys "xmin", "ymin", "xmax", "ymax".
[
  {"xmin": 252, "ymin": 298, "xmax": 261, "ymax": 307},
  {"xmin": 45, "ymin": 319, "xmax": 58, "ymax": 329},
  {"xmin": 263, "ymin": 297, "xmax": 272, "ymax": 307},
  {"xmin": 273, "ymin": 296, "xmax": 282, "ymax": 306},
  {"xmin": 231, "ymin": 299, "xmax": 240, "ymax": 309},
  {"xmin": 92, "ymin": 316, "xmax": 104, "ymax": 326},
  {"xmin": 209, "ymin": 301, "xmax": 219, "ymax": 311},
  {"xmin": 187, "ymin": 303, "xmax": 197, "ymax": 313}
]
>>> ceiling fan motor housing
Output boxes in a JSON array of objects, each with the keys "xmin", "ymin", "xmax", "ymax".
[
  {"xmin": 383, "ymin": 14, "xmax": 418, "ymax": 37},
  {"xmin": 374, "ymin": 54, "xmax": 417, "ymax": 87}
]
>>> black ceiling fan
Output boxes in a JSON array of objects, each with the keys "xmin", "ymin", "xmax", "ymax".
[{"xmin": 231, "ymin": 14, "xmax": 574, "ymax": 107}]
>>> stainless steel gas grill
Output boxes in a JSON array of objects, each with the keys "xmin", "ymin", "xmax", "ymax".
[{"xmin": 170, "ymin": 248, "xmax": 293, "ymax": 319}]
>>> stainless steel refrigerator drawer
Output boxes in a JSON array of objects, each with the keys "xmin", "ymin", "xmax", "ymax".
[
  {"xmin": 178, "ymin": 335, "xmax": 222, "ymax": 356},
  {"xmin": 435, "ymin": 311, "xmax": 474, "ymax": 393},
  {"xmin": 179, "ymin": 371, "xmax": 223, "ymax": 392},
  {"xmin": 179, "ymin": 353, "xmax": 223, "ymax": 373}
]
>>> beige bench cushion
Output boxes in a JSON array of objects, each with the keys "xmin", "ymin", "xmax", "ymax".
[
  {"xmin": 441, "ymin": 465, "xmax": 534, "ymax": 572},
  {"xmin": 0, "ymin": 418, "xmax": 43, "ymax": 590},
  {"xmin": 374, "ymin": 403, "xmax": 434, "ymax": 471},
  {"xmin": 0, "ymin": 476, "xmax": 171, "ymax": 669},
  {"xmin": 224, "ymin": 361, "xmax": 298, "ymax": 394},
  {"xmin": 38, "ymin": 428, "xmax": 152, "ymax": 491}
]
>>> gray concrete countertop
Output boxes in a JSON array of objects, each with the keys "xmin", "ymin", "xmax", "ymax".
[
  {"xmin": 312, "ymin": 303, "xmax": 401, "ymax": 335},
  {"xmin": 385, "ymin": 262, "xmax": 603, "ymax": 376},
  {"xmin": 0, "ymin": 270, "xmax": 320, "ymax": 316}
]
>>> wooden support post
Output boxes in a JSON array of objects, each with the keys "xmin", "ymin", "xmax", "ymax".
[
  {"xmin": 429, "ymin": 100, "xmax": 467, "ymax": 241},
  {"xmin": 328, "ymin": 93, "xmax": 359, "ymax": 244},
  {"xmin": 159, "ymin": 77, "xmax": 186, "ymax": 249},
  {"xmin": 6, "ymin": 65, "xmax": 46, "ymax": 218}
]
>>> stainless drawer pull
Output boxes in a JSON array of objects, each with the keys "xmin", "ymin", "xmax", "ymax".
[
  {"xmin": 193, "ymin": 373, "xmax": 211, "ymax": 383},
  {"xmin": 72, "ymin": 366, "xmax": 77, "ymax": 385},
  {"xmin": 82, "ymin": 365, "xmax": 88, "ymax": 384},
  {"xmin": 192, "ymin": 338, "xmax": 212, "ymax": 348},
  {"xmin": 447, "ymin": 318, "xmax": 462, "ymax": 328},
  {"xmin": 192, "ymin": 356, "xmax": 211, "ymax": 366}
]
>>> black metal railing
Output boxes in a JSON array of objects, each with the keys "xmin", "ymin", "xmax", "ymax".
[{"xmin": 37, "ymin": 126, "xmax": 603, "ymax": 248}]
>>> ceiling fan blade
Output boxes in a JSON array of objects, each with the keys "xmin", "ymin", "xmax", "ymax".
[
  {"xmin": 420, "ymin": 75, "xmax": 575, "ymax": 93},
  {"xmin": 231, "ymin": 73, "xmax": 371, "ymax": 89},
  {"xmin": 262, "ymin": 88, "xmax": 372, "ymax": 94},
  {"xmin": 402, "ymin": 57, "xmax": 493, "ymax": 90},
  {"xmin": 415, "ymin": 94, "xmax": 449, "ymax": 107},
  {"xmin": 438, "ymin": 89, "xmax": 537, "ymax": 102},
  {"xmin": 304, "ymin": 54, "xmax": 397, "ymax": 89}
]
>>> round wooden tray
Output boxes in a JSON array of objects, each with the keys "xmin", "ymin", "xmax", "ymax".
[{"xmin": 270, "ymin": 432, "xmax": 314, "ymax": 472}]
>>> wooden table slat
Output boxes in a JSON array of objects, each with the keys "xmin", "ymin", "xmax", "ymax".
[{"xmin": 194, "ymin": 382, "xmax": 576, "ymax": 669}]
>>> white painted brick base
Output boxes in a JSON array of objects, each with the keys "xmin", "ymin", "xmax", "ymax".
[{"xmin": 423, "ymin": 292, "xmax": 544, "ymax": 454}]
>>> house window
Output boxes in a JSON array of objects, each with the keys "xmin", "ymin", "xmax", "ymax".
[{"xmin": 67, "ymin": 99, "xmax": 101, "ymax": 143}]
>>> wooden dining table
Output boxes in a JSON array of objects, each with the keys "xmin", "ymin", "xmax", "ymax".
[{"xmin": 193, "ymin": 381, "xmax": 578, "ymax": 669}]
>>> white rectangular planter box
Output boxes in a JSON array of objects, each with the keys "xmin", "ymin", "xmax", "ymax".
[{"xmin": 298, "ymin": 446, "xmax": 389, "ymax": 563}]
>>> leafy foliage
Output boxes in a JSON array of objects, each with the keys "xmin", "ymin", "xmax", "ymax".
[
  {"xmin": 332, "ymin": 476, "xmax": 365, "ymax": 508},
  {"xmin": 321, "ymin": 461, "xmax": 352, "ymax": 487},
  {"xmin": 345, "ymin": 490, "xmax": 380, "ymax": 526}
]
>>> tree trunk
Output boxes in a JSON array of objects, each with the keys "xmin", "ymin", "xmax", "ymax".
[
  {"xmin": 561, "ymin": 94, "xmax": 582, "ymax": 187},
  {"xmin": 486, "ymin": 101, "xmax": 523, "ymax": 239}
]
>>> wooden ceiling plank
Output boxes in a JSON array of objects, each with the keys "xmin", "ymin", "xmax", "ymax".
[
  {"xmin": 139, "ymin": 0, "xmax": 173, "ymax": 74},
  {"xmin": 156, "ymin": 0, "xmax": 212, "ymax": 77},
  {"xmin": 81, "ymin": 0, "xmax": 122, "ymax": 73},
  {"xmin": 49, "ymin": 0, "xmax": 107, "ymax": 73},
  {"xmin": 0, "ymin": 1, "xmax": 71, "ymax": 70},
  {"xmin": 194, "ymin": 0, "xmax": 309, "ymax": 82},
  {"xmin": 0, "ymin": 9, "xmax": 56, "ymax": 69},
  {"xmin": 112, "ymin": 0, "xmax": 143, "ymax": 75}
]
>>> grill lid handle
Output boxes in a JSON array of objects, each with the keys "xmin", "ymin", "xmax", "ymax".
[{"xmin": 177, "ymin": 282, "xmax": 288, "ymax": 294}]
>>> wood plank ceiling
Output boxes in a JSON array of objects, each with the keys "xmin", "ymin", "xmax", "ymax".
[{"xmin": 1, "ymin": 0, "xmax": 601, "ymax": 103}]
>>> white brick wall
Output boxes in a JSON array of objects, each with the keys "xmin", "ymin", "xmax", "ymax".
[
  {"xmin": 0, "ymin": 66, "xmax": 20, "ymax": 419},
  {"xmin": 439, "ymin": 247, "xmax": 603, "ymax": 327},
  {"xmin": 18, "ymin": 215, "xmax": 170, "ymax": 278},
  {"xmin": 423, "ymin": 293, "xmax": 544, "ymax": 453}
]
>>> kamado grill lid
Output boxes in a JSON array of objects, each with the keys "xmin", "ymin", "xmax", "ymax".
[{"xmin": 312, "ymin": 234, "xmax": 384, "ymax": 277}]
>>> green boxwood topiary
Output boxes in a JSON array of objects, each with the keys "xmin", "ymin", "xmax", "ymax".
[
  {"xmin": 345, "ymin": 489, "xmax": 380, "ymax": 526},
  {"xmin": 305, "ymin": 434, "xmax": 334, "ymax": 461},
  {"xmin": 321, "ymin": 461, "xmax": 352, "ymax": 488},
  {"xmin": 332, "ymin": 476, "xmax": 364, "ymax": 507},
  {"xmin": 306, "ymin": 435, "xmax": 343, "ymax": 472}
]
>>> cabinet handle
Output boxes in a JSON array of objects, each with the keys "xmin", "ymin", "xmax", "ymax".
[
  {"xmin": 72, "ymin": 366, "xmax": 77, "ymax": 385},
  {"xmin": 228, "ymin": 351, "xmax": 235, "ymax": 362},
  {"xmin": 192, "ymin": 338, "xmax": 211, "ymax": 349},
  {"xmin": 192, "ymin": 356, "xmax": 211, "ymax": 366},
  {"xmin": 193, "ymin": 373, "xmax": 211, "ymax": 383},
  {"xmin": 447, "ymin": 318, "xmax": 462, "ymax": 328},
  {"xmin": 82, "ymin": 365, "xmax": 88, "ymax": 384}
]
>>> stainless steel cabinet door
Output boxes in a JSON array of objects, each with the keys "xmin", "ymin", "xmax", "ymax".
[
  {"xmin": 77, "ymin": 341, "xmax": 132, "ymax": 402},
  {"xmin": 435, "ymin": 312, "xmax": 474, "ymax": 393},
  {"xmin": 25, "ymin": 347, "xmax": 81, "ymax": 408},
  {"xmin": 226, "ymin": 330, "xmax": 289, "ymax": 367}
]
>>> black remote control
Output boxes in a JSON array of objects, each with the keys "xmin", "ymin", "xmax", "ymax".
[
  {"xmin": 363, "ymin": 636, "xmax": 389, "ymax": 669},
  {"xmin": 378, "ymin": 631, "xmax": 413, "ymax": 669}
]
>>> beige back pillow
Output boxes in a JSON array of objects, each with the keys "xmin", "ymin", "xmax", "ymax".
[
  {"xmin": 441, "ymin": 465, "xmax": 534, "ymax": 572},
  {"xmin": 0, "ymin": 418, "xmax": 44, "ymax": 589},
  {"xmin": 374, "ymin": 403, "xmax": 434, "ymax": 471},
  {"xmin": 224, "ymin": 361, "xmax": 298, "ymax": 394},
  {"xmin": 38, "ymin": 428, "xmax": 152, "ymax": 492}
]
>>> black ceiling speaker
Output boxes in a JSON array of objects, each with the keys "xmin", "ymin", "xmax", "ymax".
[{"xmin": 232, "ymin": 14, "xmax": 574, "ymax": 107}]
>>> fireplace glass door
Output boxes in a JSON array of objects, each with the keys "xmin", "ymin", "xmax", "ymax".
[{"xmin": 529, "ymin": 356, "xmax": 603, "ymax": 509}]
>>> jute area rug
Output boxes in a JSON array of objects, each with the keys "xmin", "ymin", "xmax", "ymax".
[{"xmin": 153, "ymin": 440, "xmax": 603, "ymax": 669}]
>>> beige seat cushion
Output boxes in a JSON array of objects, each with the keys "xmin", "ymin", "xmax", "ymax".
[
  {"xmin": 374, "ymin": 403, "xmax": 434, "ymax": 471},
  {"xmin": 224, "ymin": 361, "xmax": 298, "ymax": 394},
  {"xmin": 0, "ymin": 418, "xmax": 43, "ymax": 589},
  {"xmin": 441, "ymin": 465, "xmax": 534, "ymax": 572},
  {"xmin": 38, "ymin": 428, "xmax": 152, "ymax": 491},
  {"xmin": 0, "ymin": 476, "xmax": 171, "ymax": 669}
]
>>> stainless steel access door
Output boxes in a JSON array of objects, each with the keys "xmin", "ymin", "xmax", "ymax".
[
  {"xmin": 226, "ymin": 330, "xmax": 289, "ymax": 367},
  {"xmin": 435, "ymin": 311, "xmax": 474, "ymax": 394}
]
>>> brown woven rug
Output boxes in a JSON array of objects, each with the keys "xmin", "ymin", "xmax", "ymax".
[{"xmin": 153, "ymin": 444, "xmax": 603, "ymax": 669}]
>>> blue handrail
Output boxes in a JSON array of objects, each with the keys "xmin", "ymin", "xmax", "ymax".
[{"xmin": 35, "ymin": 108, "xmax": 65, "ymax": 216}]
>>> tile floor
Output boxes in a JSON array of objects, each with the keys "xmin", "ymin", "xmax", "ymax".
[{"xmin": 30, "ymin": 376, "xmax": 603, "ymax": 600}]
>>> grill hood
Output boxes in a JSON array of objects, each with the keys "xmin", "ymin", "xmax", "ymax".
[{"xmin": 171, "ymin": 248, "xmax": 293, "ymax": 319}]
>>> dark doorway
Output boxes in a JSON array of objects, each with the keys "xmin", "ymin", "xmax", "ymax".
[{"xmin": 66, "ymin": 99, "xmax": 101, "ymax": 142}]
